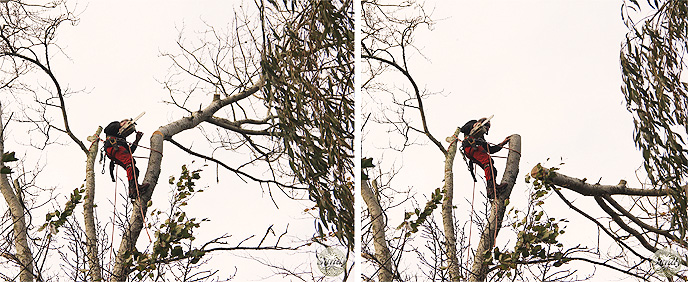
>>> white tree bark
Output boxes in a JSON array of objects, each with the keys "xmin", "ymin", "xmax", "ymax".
[
  {"xmin": 469, "ymin": 134, "xmax": 521, "ymax": 282},
  {"xmin": 362, "ymin": 179, "xmax": 393, "ymax": 282},
  {"xmin": 84, "ymin": 127, "xmax": 103, "ymax": 282},
  {"xmin": 0, "ymin": 103, "xmax": 34, "ymax": 282},
  {"xmin": 530, "ymin": 165, "xmax": 667, "ymax": 197},
  {"xmin": 442, "ymin": 127, "xmax": 463, "ymax": 282},
  {"xmin": 110, "ymin": 77, "xmax": 265, "ymax": 281}
]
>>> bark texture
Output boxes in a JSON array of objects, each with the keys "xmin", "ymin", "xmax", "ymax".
[
  {"xmin": 469, "ymin": 134, "xmax": 521, "ymax": 282},
  {"xmin": 0, "ymin": 104, "xmax": 34, "ymax": 282},
  {"xmin": 110, "ymin": 77, "xmax": 264, "ymax": 281},
  {"xmin": 442, "ymin": 127, "xmax": 463, "ymax": 282},
  {"xmin": 530, "ymin": 165, "xmax": 668, "ymax": 197},
  {"xmin": 84, "ymin": 127, "xmax": 103, "ymax": 281},
  {"xmin": 362, "ymin": 179, "xmax": 393, "ymax": 282}
]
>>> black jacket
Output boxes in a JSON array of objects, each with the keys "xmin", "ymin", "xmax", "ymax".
[
  {"xmin": 460, "ymin": 120, "xmax": 502, "ymax": 154},
  {"xmin": 104, "ymin": 121, "xmax": 137, "ymax": 153}
]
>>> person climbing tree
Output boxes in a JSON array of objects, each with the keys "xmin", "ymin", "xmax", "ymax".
[
  {"xmin": 461, "ymin": 117, "xmax": 510, "ymax": 199},
  {"xmin": 104, "ymin": 119, "xmax": 149, "ymax": 199}
]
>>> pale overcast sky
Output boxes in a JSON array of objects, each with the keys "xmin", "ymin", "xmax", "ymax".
[
  {"xmin": 18, "ymin": 1, "xmax": 334, "ymax": 281},
  {"xmin": 363, "ymin": 0, "xmax": 652, "ymax": 280},
  {"xmin": 2, "ymin": 0, "xmax": 665, "ymax": 281}
]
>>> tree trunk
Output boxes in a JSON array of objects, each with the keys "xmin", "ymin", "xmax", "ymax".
[
  {"xmin": 442, "ymin": 127, "xmax": 463, "ymax": 282},
  {"xmin": 0, "ymin": 104, "xmax": 34, "ymax": 282},
  {"xmin": 362, "ymin": 179, "xmax": 393, "ymax": 282},
  {"xmin": 110, "ymin": 77, "xmax": 264, "ymax": 281},
  {"xmin": 468, "ymin": 134, "xmax": 520, "ymax": 282},
  {"xmin": 84, "ymin": 127, "xmax": 103, "ymax": 281}
]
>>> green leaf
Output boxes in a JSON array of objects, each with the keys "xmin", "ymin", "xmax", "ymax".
[
  {"xmin": 2, "ymin": 152, "xmax": 18, "ymax": 162},
  {"xmin": 1, "ymin": 167, "xmax": 11, "ymax": 174},
  {"xmin": 361, "ymin": 157, "xmax": 375, "ymax": 169}
]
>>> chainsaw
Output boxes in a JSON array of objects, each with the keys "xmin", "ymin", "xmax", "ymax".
[
  {"xmin": 469, "ymin": 114, "xmax": 493, "ymax": 137},
  {"xmin": 118, "ymin": 112, "xmax": 145, "ymax": 137}
]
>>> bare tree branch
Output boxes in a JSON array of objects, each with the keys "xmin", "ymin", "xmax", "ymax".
[
  {"xmin": 362, "ymin": 53, "xmax": 445, "ymax": 156},
  {"xmin": 602, "ymin": 194, "xmax": 686, "ymax": 247},
  {"xmin": 594, "ymin": 196, "xmax": 658, "ymax": 253},
  {"xmin": 165, "ymin": 136, "xmax": 305, "ymax": 191},
  {"xmin": 552, "ymin": 188, "xmax": 648, "ymax": 260}
]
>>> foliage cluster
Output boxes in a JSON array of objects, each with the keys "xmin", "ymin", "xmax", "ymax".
[
  {"xmin": 621, "ymin": 0, "xmax": 688, "ymax": 238},
  {"xmin": 125, "ymin": 164, "xmax": 208, "ymax": 280},
  {"xmin": 262, "ymin": 0, "xmax": 355, "ymax": 249},
  {"xmin": 485, "ymin": 167, "xmax": 571, "ymax": 279},
  {"xmin": 399, "ymin": 187, "xmax": 443, "ymax": 235},
  {"xmin": 1, "ymin": 151, "xmax": 18, "ymax": 174},
  {"xmin": 38, "ymin": 187, "xmax": 85, "ymax": 236}
]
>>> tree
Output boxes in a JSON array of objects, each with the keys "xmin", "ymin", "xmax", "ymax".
[
  {"xmin": 361, "ymin": 159, "xmax": 420, "ymax": 282},
  {"xmin": 363, "ymin": 0, "xmax": 688, "ymax": 281},
  {"xmin": 0, "ymin": 2, "xmax": 81, "ymax": 281},
  {"xmin": 620, "ymin": 0, "xmax": 688, "ymax": 239},
  {"xmin": 0, "ymin": 0, "xmax": 353, "ymax": 281},
  {"xmin": 361, "ymin": 168, "xmax": 394, "ymax": 282},
  {"xmin": 0, "ymin": 106, "xmax": 34, "ymax": 282}
]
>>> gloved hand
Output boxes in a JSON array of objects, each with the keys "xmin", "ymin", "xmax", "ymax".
[{"xmin": 135, "ymin": 131, "xmax": 144, "ymax": 142}]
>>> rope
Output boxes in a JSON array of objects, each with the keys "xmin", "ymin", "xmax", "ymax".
[
  {"xmin": 466, "ymin": 180, "xmax": 476, "ymax": 264},
  {"xmin": 108, "ymin": 167, "xmax": 118, "ymax": 275},
  {"xmin": 87, "ymin": 135, "xmax": 116, "ymax": 274},
  {"xmin": 132, "ymin": 142, "xmax": 163, "ymax": 157},
  {"xmin": 126, "ymin": 142, "xmax": 152, "ymax": 243},
  {"xmin": 487, "ymin": 140, "xmax": 520, "ymax": 155},
  {"xmin": 455, "ymin": 131, "xmax": 513, "ymax": 257},
  {"xmin": 450, "ymin": 134, "xmax": 461, "ymax": 144},
  {"xmin": 106, "ymin": 141, "xmax": 153, "ymax": 275},
  {"xmin": 460, "ymin": 134, "xmax": 507, "ymax": 251},
  {"xmin": 99, "ymin": 136, "xmax": 163, "ymax": 157},
  {"xmin": 99, "ymin": 132, "xmax": 154, "ymax": 243},
  {"xmin": 487, "ymin": 152, "xmax": 499, "ymax": 248}
]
